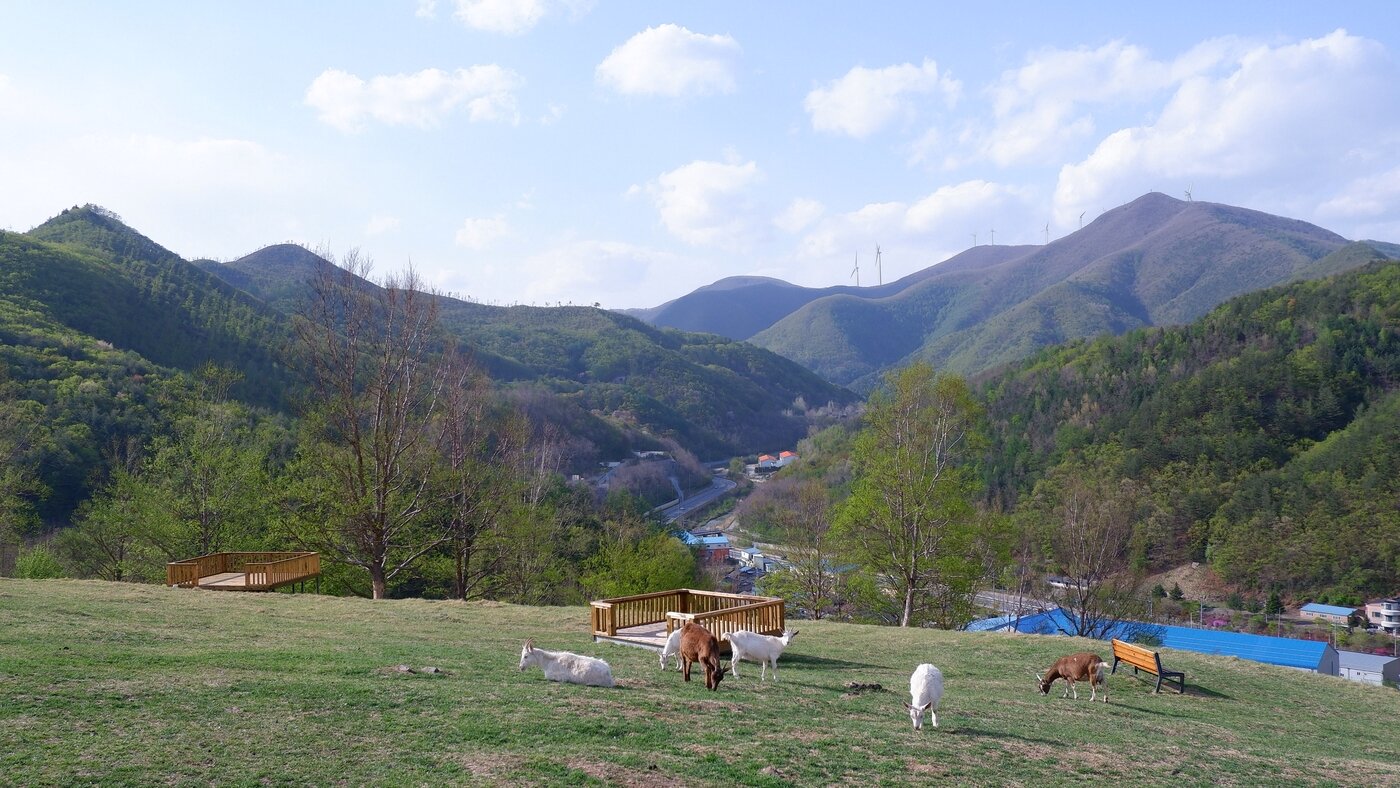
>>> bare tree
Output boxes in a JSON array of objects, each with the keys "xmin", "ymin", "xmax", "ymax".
[
  {"xmin": 1042, "ymin": 469, "xmax": 1150, "ymax": 638},
  {"xmin": 290, "ymin": 250, "xmax": 449, "ymax": 599},
  {"xmin": 437, "ymin": 348, "xmax": 528, "ymax": 600},
  {"xmin": 769, "ymin": 479, "xmax": 841, "ymax": 619}
]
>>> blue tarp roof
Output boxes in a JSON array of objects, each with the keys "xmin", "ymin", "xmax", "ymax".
[
  {"xmin": 968, "ymin": 608, "xmax": 1334, "ymax": 671},
  {"xmin": 678, "ymin": 532, "xmax": 729, "ymax": 547},
  {"xmin": 1300, "ymin": 603, "xmax": 1357, "ymax": 617}
]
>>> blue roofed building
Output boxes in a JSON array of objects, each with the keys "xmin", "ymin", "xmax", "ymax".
[
  {"xmin": 1299, "ymin": 602, "xmax": 1357, "ymax": 625},
  {"xmin": 968, "ymin": 607, "xmax": 1340, "ymax": 675}
]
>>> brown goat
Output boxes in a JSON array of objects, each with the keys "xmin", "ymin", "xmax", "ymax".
[
  {"xmin": 678, "ymin": 621, "xmax": 727, "ymax": 690},
  {"xmin": 1036, "ymin": 652, "xmax": 1109, "ymax": 703}
]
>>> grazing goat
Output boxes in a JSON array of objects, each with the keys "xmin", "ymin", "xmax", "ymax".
[
  {"xmin": 1036, "ymin": 652, "xmax": 1109, "ymax": 703},
  {"xmin": 906, "ymin": 663, "xmax": 944, "ymax": 731},
  {"xmin": 659, "ymin": 626, "xmax": 683, "ymax": 671},
  {"xmin": 723, "ymin": 629, "xmax": 799, "ymax": 683},
  {"xmin": 678, "ymin": 621, "xmax": 727, "ymax": 691},
  {"xmin": 518, "ymin": 640, "xmax": 614, "ymax": 688}
]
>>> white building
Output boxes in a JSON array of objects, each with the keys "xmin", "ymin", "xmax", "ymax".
[
  {"xmin": 1338, "ymin": 650, "xmax": 1400, "ymax": 687},
  {"xmin": 1363, "ymin": 598, "xmax": 1400, "ymax": 633}
]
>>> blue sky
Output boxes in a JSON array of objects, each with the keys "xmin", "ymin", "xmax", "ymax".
[{"xmin": 3, "ymin": 2, "xmax": 1398, "ymax": 309}]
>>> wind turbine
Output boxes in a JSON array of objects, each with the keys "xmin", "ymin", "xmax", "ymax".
[
  {"xmin": 851, "ymin": 253, "xmax": 860, "ymax": 287},
  {"xmin": 1184, "ymin": 184, "xmax": 1193, "ymax": 202},
  {"xmin": 971, "ymin": 232, "xmax": 977, "ymax": 247},
  {"xmin": 989, "ymin": 228, "xmax": 996, "ymax": 245},
  {"xmin": 1044, "ymin": 223, "xmax": 1050, "ymax": 244},
  {"xmin": 875, "ymin": 244, "xmax": 883, "ymax": 285},
  {"xmin": 1078, "ymin": 211, "xmax": 1086, "ymax": 231}
]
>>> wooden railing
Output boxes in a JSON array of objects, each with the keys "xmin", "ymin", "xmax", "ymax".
[
  {"xmin": 590, "ymin": 588, "xmax": 784, "ymax": 640},
  {"xmin": 166, "ymin": 552, "xmax": 319, "ymax": 590},
  {"xmin": 246, "ymin": 553, "xmax": 320, "ymax": 590}
]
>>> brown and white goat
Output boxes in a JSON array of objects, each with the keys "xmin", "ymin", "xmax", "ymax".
[
  {"xmin": 1035, "ymin": 652, "xmax": 1109, "ymax": 703},
  {"xmin": 678, "ymin": 621, "xmax": 727, "ymax": 691}
]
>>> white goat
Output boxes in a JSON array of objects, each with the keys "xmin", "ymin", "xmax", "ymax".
[
  {"xmin": 722, "ymin": 629, "xmax": 798, "ymax": 682},
  {"xmin": 906, "ymin": 663, "xmax": 944, "ymax": 730},
  {"xmin": 518, "ymin": 640, "xmax": 615, "ymax": 688},
  {"xmin": 659, "ymin": 627, "xmax": 684, "ymax": 671}
]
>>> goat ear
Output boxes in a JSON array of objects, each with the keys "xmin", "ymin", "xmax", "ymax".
[{"xmin": 903, "ymin": 702, "xmax": 914, "ymax": 710}]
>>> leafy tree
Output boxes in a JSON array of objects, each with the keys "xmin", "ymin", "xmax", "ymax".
[
  {"xmin": 1266, "ymin": 591, "xmax": 1284, "ymax": 616},
  {"xmin": 581, "ymin": 532, "xmax": 696, "ymax": 599},
  {"xmin": 834, "ymin": 362, "xmax": 988, "ymax": 628},
  {"xmin": 60, "ymin": 467, "xmax": 157, "ymax": 582}
]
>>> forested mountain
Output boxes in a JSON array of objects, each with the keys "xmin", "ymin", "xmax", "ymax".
[
  {"xmin": 0, "ymin": 207, "xmax": 857, "ymax": 529},
  {"xmin": 980, "ymin": 255, "xmax": 1400, "ymax": 598},
  {"xmin": 747, "ymin": 193, "xmax": 1359, "ymax": 388},
  {"xmin": 621, "ymin": 243, "xmax": 1030, "ymax": 340},
  {"xmin": 200, "ymin": 245, "xmax": 859, "ymax": 460},
  {"xmin": 12, "ymin": 206, "xmax": 295, "ymax": 408}
]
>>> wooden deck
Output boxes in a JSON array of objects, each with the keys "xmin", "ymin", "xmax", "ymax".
[
  {"xmin": 590, "ymin": 589, "xmax": 785, "ymax": 653},
  {"xmin": 166, "ymin": 552, "xmax": 320, "ymax": 592}
]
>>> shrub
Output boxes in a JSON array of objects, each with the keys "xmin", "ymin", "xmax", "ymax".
[{"xmin": 16, "ymin": 546, "xmax": 65, "ymax": 579}]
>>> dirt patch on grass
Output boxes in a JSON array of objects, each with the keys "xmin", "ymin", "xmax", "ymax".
[
  {"xmin": 567, "ymin": 758, "xmax": 684, "ymax": 787},
  {"xmin": 443, "ymin": 751, "xmax": 521, "ymax": 779}
]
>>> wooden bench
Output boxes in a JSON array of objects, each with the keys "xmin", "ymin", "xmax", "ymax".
[{"xmin": 1110, "ymin": 638, "xmax": 1185, "ymax": 694}]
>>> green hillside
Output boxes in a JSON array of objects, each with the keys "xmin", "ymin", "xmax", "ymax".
[
  {"xmin": 981, "ymin": 258, "xmax": 1400, "ymax": 597},
  {"xmin": 625, "ymin": 244, "xmax": 1030, "ymax": 341},
  {"xmin": 752, "ymin": 193, "xmax": 1354, "ymax": 389},
  {"xmin": 202, "ymin": 244, "xmax": 859, "ymax": 459},
  {"xmin": 3, "ymin": 580, "xmax": 1396, "ymax": 786},
  {"xmin": 12, "ymin": 207, "xmax": 295, "ymax": 409}
]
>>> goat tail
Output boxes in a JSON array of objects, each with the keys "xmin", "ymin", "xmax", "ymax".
[{"xmin": 1095, "ymin": 661, "xmax": 1109, "ymax": 681}]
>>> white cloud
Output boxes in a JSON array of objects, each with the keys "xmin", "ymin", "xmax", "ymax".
[
  {"xmin": 596, "ymin": 24, "xmax": 741, "ymax": 98},
  {"xmin": 970, "ymin": 38, "xmax": 1246, "ymax": 168},
  {"xmin": 305, "ymin": 66, "xmax": 523, "ymax": 132},
  {"xmin": 1053, "ymin": 30, "xmax": 1400, "ymax": 227},
  {"xmin": 774, "ymin": 198, "xmax": 824, "ymax": 234},
  {"xmin": 805, "ymin": 59, "xmax": 960, "ymax": 138},
  {"xmin": 797, "ymin": 180, "xmax": 1035, "ymax": 263},
  {"xmin": 540, "ymin": 102, "xmax": 566, "ymax": 125},
  {"xmin": 641, "ymin": 155, "xmax": 763, "ymax": 247},
  {"xmin": 454, "ymin": 214, "xmax": 510, "ymax": 249},
  {"xmin": 0, "ymin": 131, "xmax": 314, "ymax": 257},
  {"xmin": 453, "ymin": 0, "xmax": 544, "ymax": 35},
  {"xmin": 516, "ymin": 240, "xmax": 687, "ymax": 306},
  {"xmin": 366, "ymin": 214, "xmax": 400, "ymax": 235},
  {"xmin": 415, "ymin": 0, "xmax": 438, "ymax": 19}
]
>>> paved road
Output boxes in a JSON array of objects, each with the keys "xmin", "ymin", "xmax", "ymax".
[{"xmin": 663, "ymin": 477, "xmax": 737, "ymax": 523}]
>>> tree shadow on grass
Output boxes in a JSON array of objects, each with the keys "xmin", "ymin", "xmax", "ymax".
[{"xmin": 773, "ymin": 653, "xmax": 886, "ymax": 671}]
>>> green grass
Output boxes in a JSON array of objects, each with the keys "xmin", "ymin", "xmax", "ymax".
[{"xmin": 2, "ymin": 580, "xmax": 1396, "ymax": 786}]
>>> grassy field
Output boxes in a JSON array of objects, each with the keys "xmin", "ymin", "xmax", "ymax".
[{"xmin": 2, "ymin": 580, "xmax": 1396, "ymax": 786}]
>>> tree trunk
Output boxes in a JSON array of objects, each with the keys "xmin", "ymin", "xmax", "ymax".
[
  {"xmin": 370, "ymin": 562, "xmax": 387, "ymax": 599},
  {"xmin": 902, "ymin": 586, "xmax": 914, "ymax": 627}
]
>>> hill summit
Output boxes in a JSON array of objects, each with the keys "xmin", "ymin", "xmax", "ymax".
[{"xmin": 631, "ymin": 193, "xmax": 1373, "ymax": 387}]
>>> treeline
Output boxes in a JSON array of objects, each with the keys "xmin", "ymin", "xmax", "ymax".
[{"xmin": 980, "ymin": 258, "xmax": 1400, "ymax": 598}]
